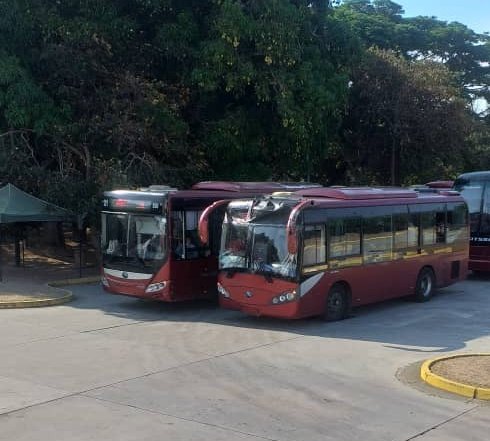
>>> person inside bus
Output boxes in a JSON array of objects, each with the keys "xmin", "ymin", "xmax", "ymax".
[
  {"xmin": 228, "ymin": 237, "xmax": 246, "ymax": 254},
  {"xmin": 141, "ymin": 234, "xmax": 163, "ymax": 260},
  {"xmin": 175, "ymin": 235, "xmax": 198, "ymax": 259}
]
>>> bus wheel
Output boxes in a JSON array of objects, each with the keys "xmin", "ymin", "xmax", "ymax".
[
  {"xmin": 324, "ymin": 284, "xmax": 348, "ymax": 321},
  {"xmin": 414, "ymin": 267, "xmax": 435, "ymax": 302}
]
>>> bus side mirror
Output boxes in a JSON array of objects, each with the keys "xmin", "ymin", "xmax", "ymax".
[
  {"xmin": 198, "ymin": 200, "xmax": 229, "ymax": 245},
  {"xmin": 286, "ymin": 200, "xmax": 311, "ymax": 254},
  {"xmin": 198, "ymin": 213, "xmax": 210, "ymax": 245}
]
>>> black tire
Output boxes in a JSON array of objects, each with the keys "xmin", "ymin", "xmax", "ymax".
[
  {"xmin": 414, "ymin": 267, "xmax": 435, "ymax": 302},
  {"xmin": 324, "ymin": 284, "xmax": 348, "ymax": 321}
]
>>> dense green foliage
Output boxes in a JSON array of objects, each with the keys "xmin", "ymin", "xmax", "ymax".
[{"xmin": 0, "ymin": 0, "xmax": 488, "ymax": 222}]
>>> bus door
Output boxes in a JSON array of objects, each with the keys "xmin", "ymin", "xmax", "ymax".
[{"xmin": 170, "ymin": 210, "xmax": 216, "ymax": 300}]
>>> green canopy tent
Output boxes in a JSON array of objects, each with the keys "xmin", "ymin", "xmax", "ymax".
[
  {"xmin": 0, "ymin": 184, "xmax": 73, "ymax": 275},
  {"xmin": 0, "ymin": 184, "xmax": 71, "ymax": 223}
]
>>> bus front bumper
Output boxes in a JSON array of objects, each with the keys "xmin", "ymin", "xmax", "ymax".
[{"xmin": 220, "ymin": 297, "xmax": 302, "ymax": 319}]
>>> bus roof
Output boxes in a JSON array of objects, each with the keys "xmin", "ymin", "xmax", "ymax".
[
  {"xmin": 293, "ymin": 187, "xmax": 418, "ymax": 200},
  {"xmin": 425, "ymin": 180, "xmax": 454, "ymax": 188},
  {"xmin": 455, "ymin": 171, "xmax": 490, "ymax": 181},
  {"xmin": 191, "ymin": 181, "xmax": 321, "ymax": 192},
  {"xmin": 103, "ymin": 188, "xmax": 175, "ymax": 198},
  {"xmin": 104, "ymin": 181, "xmax": 320, "ymax": 199}
]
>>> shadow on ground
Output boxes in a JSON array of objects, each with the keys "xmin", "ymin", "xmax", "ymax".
[
  {"xmin": 65, "ymin": 271, "xmax": 490, "ymax": 354},
  {"xmin": 2, "ymin": 242, "xmax": 489, "ymax": 354}
]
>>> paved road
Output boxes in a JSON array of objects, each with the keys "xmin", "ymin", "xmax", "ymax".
[{"xmin": 0, "ymin": 275, "xmax": 489, "ymax": 441}]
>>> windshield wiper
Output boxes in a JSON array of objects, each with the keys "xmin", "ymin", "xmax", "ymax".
[{"xmin": 224, "ymin": 267, "xmax": 244, "ymax": 278}]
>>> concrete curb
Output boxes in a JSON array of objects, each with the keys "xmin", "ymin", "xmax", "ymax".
[
  {"xmin": 0, "ymin": 276, "xmax": 100, "ymax": 309},
  {"xmin": 420, "ymin": 354, "xmax": 490, "ymax": 400},
  {"xmin": 0, "ymin": 289, "xmax": 73, "ymax": 309}
]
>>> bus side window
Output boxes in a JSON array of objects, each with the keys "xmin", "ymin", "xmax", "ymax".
[
  {"xmin": 408, "ymin": 212, "xmax": 419, "ymax": 248},
  {"xmin": 420, "ymin": 212, "xmax": 434, "ymax": 245},
  {"xmin": 328, "ymin": 218, "xmax": 361, "ymax": 263},
  {"xmin": 183, "ymin": 210, "xmax": 204, "ymax": 259},
  {"xmin": 392, "ymin": 208, "xmax": 408, "ymax": 258},
  {"xmin": 171, "ymin": 210, "xmax": 204, "ymax": 260},
  {"xmin": 447, "ymin": 202, "xmax": 469, "ymax": 243},
  {"xmin": 435, "ymin": 210, "xmax": 446, "ymax": 243},
  {"xmin": 456, "ymin": 182, "xmax": 483, "ymax": 233},
  {"xmin": 171, "ymin": 211, "xmax": 185, "ymax": 259},
  {"xmin": 418, "ymin": 203, "xmax": 446, "ymax": 246},
  {"xmin": 362, "ymin": 214, "xmax": 392, "ymax": 263},
  {"xmin": 302, "ymin": 225, "xmax": 326, "ymax": 267},
  {"xmin": 209, "ymin": 207, "xmax": 227, "ymax": 256},
  {"xmin": 482, "ymin": 185, "xmax": 490, "ymax": 235}
]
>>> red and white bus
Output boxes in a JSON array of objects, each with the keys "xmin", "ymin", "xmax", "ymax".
[
  {"xmin": 100, "ymin": 181, "xmax": 319, "ymax": 301},
  {"xmin": 204, "ymin": 187, "xmax": 469, "ymax": 320},
  {"xmin": 453, "ymin": 171, "xmax": 490, "ymax": 272}
]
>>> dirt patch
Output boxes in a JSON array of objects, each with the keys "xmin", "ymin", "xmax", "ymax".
[
  {"xmin": 430, "ymin": 355, "xmax": 490, "ymax": 389},
  {"xmin": 0, "ymin": 237, "xmax": 98, "ymax": 284}
]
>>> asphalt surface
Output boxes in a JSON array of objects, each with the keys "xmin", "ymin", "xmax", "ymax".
[{"xmin": 0, "ymin": 274, "xmax": 489, "ymax": 441}]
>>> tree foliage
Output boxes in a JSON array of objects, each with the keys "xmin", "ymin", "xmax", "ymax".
[
  {"xmin": 0, "ymin": 0, "xmax": 488, "ymax": 224},
  {"xmin": 342, "ymin": 47, "xmax": 471, "ymax": 185},
  {"xmin": 337, "ymin": 0, "xmax": 490, "ymax": 103}
]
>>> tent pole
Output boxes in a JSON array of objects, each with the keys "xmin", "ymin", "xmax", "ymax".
[
  {"xmin": 14, "ymin": 226, "xmax": 21, "ymax": 267},
  {"xmin": 0, "ymin": 226, "xmax": 3, "ymax": 282},
  {"xmin": 79, "ymin": 230, "xmax": 82, "ymax": 278}
]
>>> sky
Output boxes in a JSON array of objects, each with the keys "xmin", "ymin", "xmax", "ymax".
[{"xmin": 401, "ymin": 0, "xmax": 490, "ymax": 34}]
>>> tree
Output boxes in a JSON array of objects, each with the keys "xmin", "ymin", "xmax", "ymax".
[
  {"xmin": 342, "ymin": 48, "xmax": 472, "ymax": 185},
  {"xmin": 335, "ymin": 0, "xmax": 490, "ymax": 104},
  {"xmin": 192, "ymin": 0, "xmax": 355, "ymax": 181},
  {"xmin": 0, "ymin": 0, "xmax": 206, "ymax": 217}
]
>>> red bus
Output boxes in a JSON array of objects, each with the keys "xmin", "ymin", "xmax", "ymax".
[
  {"xmin": 203, "ymin": 187, "xmax": 469, "ymax": 320},
  {"xmin": 453, "ymin": 171, "xmax": 490, "ymax": 272},
  {"xmin": 100, "ymin": 181, "xmax": 319, "ymax": 301}
]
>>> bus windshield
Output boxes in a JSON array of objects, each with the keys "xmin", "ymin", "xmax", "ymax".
[
  {"xmin": 101, "ymin": 212, "xmax": 167, "ymax": 272},
  {"xmin": 220, "ymin": 222, "xmax": 248, "ymax": 270},
  {"xmin": 220, "ymin": 222, "xmax": 297, "ymax": 278},
  {"xmin": 250, "ymin": 225, "xmax": 296, "ymax": 277},
  {"xmin": 454, "ymin": 179, "xmax": 487, "ymax": 235}
]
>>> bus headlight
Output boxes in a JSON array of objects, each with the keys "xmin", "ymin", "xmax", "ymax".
[
  {"xmin": 101, "ymin": 276, "xmax": 109, "ymax": 287},
  {"xmin": 217, "ymin": 282, "xmax": 230, "ymax": 298},
  {"xmin": 145, "ymin": 282, "xmax": 166, "ymax": 293},
  {"xmin": 271, "ymin": 290, "xmax": 297, "ymax": 305}
]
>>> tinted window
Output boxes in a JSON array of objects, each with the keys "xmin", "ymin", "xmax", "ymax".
[
  {"xmin": 171, "ymin": 211, "xmax": 184, "ymax": 258},
  {"xmin": 447, "ymin": 202, "xmax": 469, "ymax": 243},
  {"xmin": 392, "ymin": 206, "xmax": 411, "ymax": 255},
  {"xmin": 362, "ymin": 214, "xmax": 392, "ymax": 263},
  {"xmin": 482, "ymin": 185, "xmax": 490, "ymax": 236},
  {"xmin": 172, "ymin": 210, "xmax": 204, "ymax": 260},
  {"xmin": 412, "ymin": 204, "xmax": 446, "ymax": 245},
  {"xmin": 328, "ymin": 217, "xmax": 361, "ymax": 258},
  {"xmin": 408, "ymin": 213, "xmax": 419, "ymax": 248},
  {"xmin": 454, "ymin": 180, "xmax": 483, "ymax": 234},
  {"xmin": 303, "ymin": 225, "xmax": 326, "ymax": 266}
]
